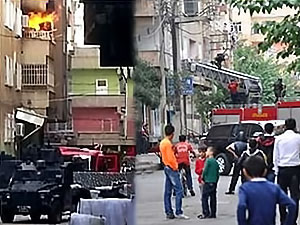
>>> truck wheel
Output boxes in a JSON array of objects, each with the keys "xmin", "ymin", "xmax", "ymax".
[
  {"xmin": 30, "ymin": 212, "xmax": 41, "ymax": 222},
  {"xmin": 1, "ymin": 209, "xmax": 14, "ymax": 223},
  {"xmin": 48, "ymin": 201, "xmax": 62, "ymax": 224},
  {"xmin": 216, "ymin": 153, "xmax": 232, "ymax": 175}
]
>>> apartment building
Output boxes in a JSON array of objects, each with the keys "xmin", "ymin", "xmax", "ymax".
[
  {"xmin": 232, "ymin": 6, "xmax": 297, "ymax": 64},
  {"xmin": 0, "ymin": 0, "xmax": 69, "ymax": 154},
  {"xmin": 0, "ymin": 0, "xmax": 22, "ymax": 154}
]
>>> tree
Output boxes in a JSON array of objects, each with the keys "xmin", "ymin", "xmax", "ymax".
[
  {"xmin": 233, "ymin": 45, "xmax": 295, "ymax": 103},
  {"xmin": 132, "ymin": 59, "xmax": 161, "ymax": 132},
  {"xmin": 194, "ymin": 82, "xmax": 228, "ymax": 128},
  {"xmin": 226, "ymin": 0, "xmax": 300, "ymax": 71},
  {"xmin": 132, "ymin": 59, "xmax": 161, "ymax": 109}
]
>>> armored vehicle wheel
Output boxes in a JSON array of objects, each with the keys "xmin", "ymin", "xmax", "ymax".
[
  {"xmin": 48, "ymin": 201, "xmax": 62, "ymax": 224},
  {"xmin": 1, "ymin": 209, "xmax": 14, "ymax": 223},
  {"xmin": 30, "ymin": 212, "xmax": 41, "ymax": 222}
]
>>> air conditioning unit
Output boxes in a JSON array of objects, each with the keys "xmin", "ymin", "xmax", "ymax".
[
  {"xmin": 22, "ymin": 15, "xmax": 29, "ymax": 27},
  {"xmin": 16, "ymin": 123, "xmax": 25, "ymax": 137},
  {"xmin": 183, "ymin": 0, "xmax": 199, "ymax": 16}
]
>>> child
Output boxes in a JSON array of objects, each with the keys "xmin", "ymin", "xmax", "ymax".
[
  {"xmin": 195, "ymin": 145, "xmax": 207, "ymax": 205},
  {"xmin": 237, "ymin": 138, "xmax": 267, "ymax": 183},
  {"xmin": 237, "ymin": 155, "xmax": 296, "ymax": 225},
  {"xmin": 198, "ymin": 147, "xmax": 219, "ymax": 219}
]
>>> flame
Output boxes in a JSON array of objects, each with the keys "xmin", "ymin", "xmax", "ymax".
[{"xmin": 28, "ymin": 12, "xmax": 57, "ymax": 31}]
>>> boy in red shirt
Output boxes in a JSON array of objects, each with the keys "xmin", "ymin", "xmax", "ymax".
[
  {"xmin": 195, "ymin": 145, "xmax": 207, "ymax": 206},
  {"xmin": 175, "ymin": 135, "xmax": 196, "ymax": 196}
]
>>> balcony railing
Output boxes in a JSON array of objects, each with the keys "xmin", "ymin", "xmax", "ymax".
[
  {"xmin": 22, "ymin": 64, "xmax": 54, "ymax": 87},
  {"xmin": 23, "ymin": 30, "xmax": 54, "ymax": 41}
]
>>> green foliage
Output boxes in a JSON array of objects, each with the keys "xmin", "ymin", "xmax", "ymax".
[
  {"xmin": 226, "ymin": 0, "xmax": 300, "ymax": 71},
  {"xmin": 132, "ymin": 59, "xmax": 161, "ymax": 109},
  {"xmin": 194, "ymin": 83, "xmax": 228, "ymax": 125},
  {"xmin": 233, "ymin": 45, "xmax": 295, "ymax": 103}
]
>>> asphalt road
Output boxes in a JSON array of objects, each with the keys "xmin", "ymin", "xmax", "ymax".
[{"xmin": 135, "ymin": 168, "xmax": 291, "ymax": 225}]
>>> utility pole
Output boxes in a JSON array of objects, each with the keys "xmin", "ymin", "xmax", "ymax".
[
  {"xmin": 159, "ymin": 0, "xmax": 167, "ymax": 137},
  {"xmin": 170, "ymin": 0, "xmax": 185, "ymax": 134}
]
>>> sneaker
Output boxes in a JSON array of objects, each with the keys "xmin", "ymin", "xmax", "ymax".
[
  {"xmin": 208, "ymin": 215, "xmax": 216, "ymax": 218},
  {"xmin": 166, "ymin": 214, "xmax": 175, "ymax": 219},
  {"xmin": 176, "ymin": 214, "xmax": 190, "ymax": 220},
  {"xmin": 190, "ymin": 190, "xmax": 196, "ymax": 196},
  {"xmin": 197, "ymin": 214, "xmax": 209, "ymax": 219},
  {"xmin": 225, "ymin": 191, "xmax": 234, "ymax": 195}
]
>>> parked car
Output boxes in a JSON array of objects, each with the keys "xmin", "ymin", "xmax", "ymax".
[{"xmin": 204, "ymin": 120, "xmax": 285, "ymax": 175}]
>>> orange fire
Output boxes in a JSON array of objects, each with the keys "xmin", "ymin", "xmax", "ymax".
[{"xmin": 28, "ymin": 12, "xmax": 57, "ymax": 31}]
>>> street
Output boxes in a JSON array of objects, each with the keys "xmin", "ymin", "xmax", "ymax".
[
  {"xmin": 136, "ymin": 168, "xmax": 288, "ymax": 225},
  {"xmin": 2, "ymin": 216, "xmax": 68, "ymax": 225}
]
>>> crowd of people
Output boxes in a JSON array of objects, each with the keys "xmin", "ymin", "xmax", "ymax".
[{"xmin": 159, "ymin": 118, "xmax": 300, "ymax": 225}]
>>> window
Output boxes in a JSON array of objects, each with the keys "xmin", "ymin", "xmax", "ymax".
[
  {"xmin": 15, "ymin": 7, "xmax": 22, "ymax": 37},
  {"xmin": 4, "ymin": 113, "xmax": 14, "ymax": 143},
  {"xmin": 4, "ymin": 0, "xmax": 16, "ymax": 30},
  {"xmin": 252, "ymin": 23, "xmax": 260, "ymax": 34},
  {"xmin": 231, "ymin": 22, "xmax": 242, "ymax": 33},
  {"xmin": 5, "ymin": 56, "xmax": 14, "ymax": 87},
  {"xmin": 95, "ymin": 79, "xmax": 108, "ymax": 95},
  {"xmin": 16, "ymin": 62, "xmax": 22, "ymax": 90}
]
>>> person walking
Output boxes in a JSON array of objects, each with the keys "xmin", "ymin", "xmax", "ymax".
[
  {"xmin": 225, "ymin": 131, "xmax": 248, "ymax": 195},
  {"xmin": 198, "ymin": 147, "xmax": 219, "ymax": 219},
  {"xmin": 273, "ymin": 118, "xmax": 300, "ymax": 225},
  {"xmin": 160, "ymin": 124, "xmax": 189, "ymax": 220},
  {"xmin": 257, "ymin": 123, "xmax": 276, "ymax": 182},
  {"xmin": 175, "ymin": 135, "xmax": 196, "ymax": 196},
  {"xmin": 237, "ymin": 155, "xmax": 296, "ymax": 225}
]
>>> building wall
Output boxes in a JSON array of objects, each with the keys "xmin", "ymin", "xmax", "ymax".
[
  {"xmin": 0, "ymin": 0, "xmax": 22, "ymax": 154},
  {"xmin": 73, "ymin": 107, "xmax": 120, "ymax": 132},
  {"xmin": 72, "ymin": 69, "xmax": 120, "ymax": 95}
]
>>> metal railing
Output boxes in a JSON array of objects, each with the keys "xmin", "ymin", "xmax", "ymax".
[
  {"xmin": 22, "ymin": 64, "xmax": 54, "ymax": 87},
  {"xmin": 23, "ymin": 30, "xmax": 54, "ymax": 41}
]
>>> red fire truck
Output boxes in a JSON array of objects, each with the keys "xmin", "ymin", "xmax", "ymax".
[{"xmin": 212, "ymin": 101, "xmax": 300, "ymax": 131}]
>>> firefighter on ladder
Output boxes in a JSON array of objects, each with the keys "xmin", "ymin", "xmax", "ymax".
[{"xmin": 274, "ymin": 78, "xmax": 286, "ymax": 103}]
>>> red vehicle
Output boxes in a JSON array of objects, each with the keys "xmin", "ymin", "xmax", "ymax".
[
  {"xmin": 58, "ymin": 147, "xmax": 120, "ymax": 172},
  {"xmin": 212, "ymin": 101, "xmax": 300, "ymax": 131}
]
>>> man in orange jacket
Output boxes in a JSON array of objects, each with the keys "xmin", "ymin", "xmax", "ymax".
[{"xmin": 160, "ymin": 124, "xmax": 189, "ymax": 220}]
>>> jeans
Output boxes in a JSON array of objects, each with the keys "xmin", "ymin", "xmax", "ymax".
[
  {"xmin": 266, "ymin": 171, "xmax": 275, "ymax": 183},
  {"xmin": 164, "ymin": 166, "xmax": 183, "ymax": 216},
  {"xmin": 278, "ymin": 166, "xmax": 300, "ymax": 225},
  {"xmin": 178, "ymin": 163, "xmax": 193, "ymax": 191},
  {"xmin": 202, "ymin": 182, "xmax": 217, "ymax": 217}
]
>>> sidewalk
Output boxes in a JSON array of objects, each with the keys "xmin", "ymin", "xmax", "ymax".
[{"xmin": 135, "ymin": 153, "xmax": 161, "ymax": 174}]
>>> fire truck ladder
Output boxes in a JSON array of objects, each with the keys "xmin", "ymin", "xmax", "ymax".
[{"xmin": 182, "ymin": 60, "xmax": 262, "ymax": 104}]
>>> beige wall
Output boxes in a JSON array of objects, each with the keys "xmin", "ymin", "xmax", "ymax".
[{"xmin": 0, "ymin": 0, "xmax": 22, "ymax": 154}]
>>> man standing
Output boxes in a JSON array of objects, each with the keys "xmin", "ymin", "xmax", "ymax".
[
  {"xmin": 257, "ymin": 123, "xmax": 275, "ymax": 182},
  {"xmin": 175, "ymin": 135, "xmax": 196, "ymax": 196},
  {"xmin": 274, "ymin": 118, "xmax": 300, "ymax": 225},
  {"xmin": 273, "ymin": 78, "xmax": 286, "ymax": 103},
  {"xmin": 228, "ymin": 79, "xmax": 239, "ymax": 104},
  {"xmin": 225, "ymin": 131, "xmax": 248, "ymax": 195},
  {"xmin": 160, "ymin": 124, "xmax": 189, "ymax": 220}
]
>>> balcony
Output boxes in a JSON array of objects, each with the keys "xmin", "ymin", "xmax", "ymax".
[
  {"xmin": 23, "ymin": 30, "xmax": 54, "ymax": 42},
  {"xmin": 22, "ymin": 64, "xmax": 54, "ymax": 88}
]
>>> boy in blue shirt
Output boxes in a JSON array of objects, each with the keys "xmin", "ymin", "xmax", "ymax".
[{"xmin": 237, "ymin": 156, "xmax": 296, "ymax": 225}]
